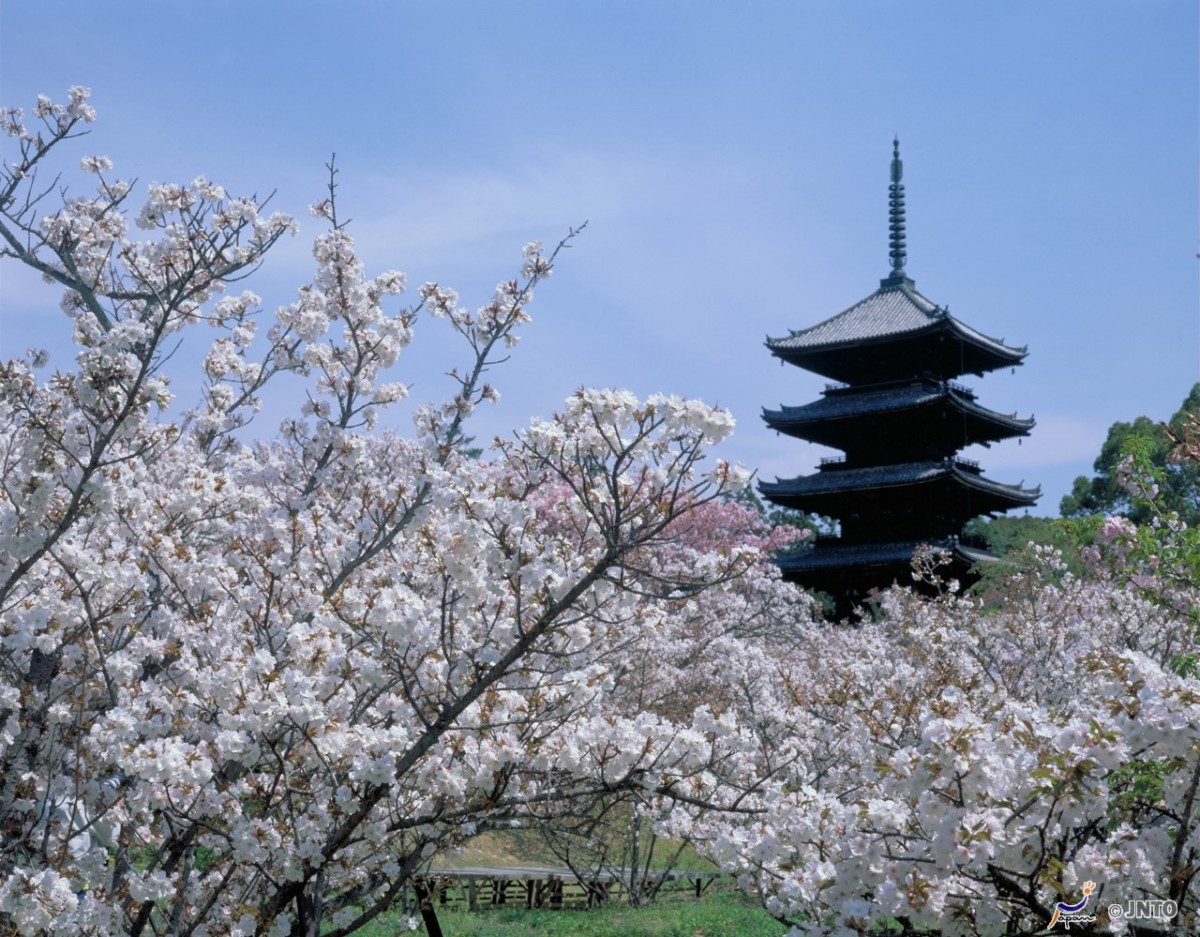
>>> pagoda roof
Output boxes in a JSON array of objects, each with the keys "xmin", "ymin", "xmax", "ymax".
[
  {"xmin": 759, "ymin": 458, "xmax": 1040, "ymax": 516},
  {"xmin": 775, "ymin": 535, "xmax": 998, "ymax": 617},
  {"xmin": 765, "ymin": 280, "xmax": 1027, "ymax": 382},
  {"xmin": 776, "ymin": 537, "xmax": 995, "ymax": 574},
  {"xmin": 763, "ymin": 378, "xmax": 1034, "ymax": 447},
  {"xmin": 772, "ymin": 280, "xmax": 942, "ymax": 349}
]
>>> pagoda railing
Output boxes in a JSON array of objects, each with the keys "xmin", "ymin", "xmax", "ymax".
[{"xmin": 821, "ymin": 375, "xmax": 979, "ymax": 399}]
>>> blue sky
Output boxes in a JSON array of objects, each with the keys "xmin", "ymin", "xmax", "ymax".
[{"xmin": 1, "ymin": 1, "xmax": 1196, "ymax": 516}]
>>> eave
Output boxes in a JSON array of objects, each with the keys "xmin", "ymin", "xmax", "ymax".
[
  {"xmin": 763, "ymin": 380, "xmax": 1035, "ymax": 450},
  {"xmin": 759, "ymin": 459, "xmax": 1040, "ymax": 518},
  {"xmin": 765, "ymin": 283, "xmax": 1027, "ymax": 383}
]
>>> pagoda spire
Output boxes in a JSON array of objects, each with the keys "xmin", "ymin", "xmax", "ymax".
[{"xmin": 887, "ymin": 137, "xmax": 907, "ymax": 280}]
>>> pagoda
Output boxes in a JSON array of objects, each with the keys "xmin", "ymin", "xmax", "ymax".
[{"xmin": 760, "ymin": 140, "xmax": 1039, "ymax": 613}]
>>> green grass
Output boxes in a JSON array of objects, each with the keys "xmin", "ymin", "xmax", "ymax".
[
  {"xmin": 345, "ymin": 828, "xmax": 778, "ymax": 936},
  {"xmin": 352, "ymin": 889, "xmax": 784, "ymax": 937}
]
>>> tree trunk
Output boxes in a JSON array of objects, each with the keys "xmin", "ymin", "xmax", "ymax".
[
  {"xmin": 293, "ymin": 871, "xmax": 325, "ymax": 937},
  {"xmin": 412, "ymin": 879, "xmax": 444, "ymax": 937}
]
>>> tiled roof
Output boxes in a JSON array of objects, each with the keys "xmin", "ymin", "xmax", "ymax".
[
  {"xmin": 767, "ymin": 382, "xmax": 943, "ymax": 421},
  {"xmin": 766, "ymin": 282, "xmax": 1026, "ymax": 360},
  {"xmin": 760, "ymin": 460, "xmax": 1040, "ymax": 502},
  {"xmin": 776, "ymin": 538, "xmax": 997, "ymax": 572},
  {"xmin": 763, "ymin": 381, "xmax": 1034, "ymax": 431},
  {"xmin": 769, "ymin": 284, "xmax": 940, "ymax": 350}
]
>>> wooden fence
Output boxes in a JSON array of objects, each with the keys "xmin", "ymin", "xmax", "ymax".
[{"xmin": 414, "ymin": 865, "xmax": 721, "ymax": 912}]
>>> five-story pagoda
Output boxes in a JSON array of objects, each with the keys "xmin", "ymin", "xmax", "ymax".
[{"xmin": 760, "ymin": 140, "xmax": 1039, "ymax": 612}]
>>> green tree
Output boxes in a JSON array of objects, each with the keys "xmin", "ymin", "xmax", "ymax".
[
  {"xmin": 964, "ymin": 514, "xmax": 1098, "ymax": 562},
  {"xmin": 964, "ymin": 514, "xmax": 1101, "ymax": 606},
  {"xmin": 1060, "ymin": 384, "xmax": 1200, "ymax": 526}
]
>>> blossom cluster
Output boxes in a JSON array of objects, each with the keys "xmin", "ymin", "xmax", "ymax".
[
  {"xmin": 0, "ymin": 92, "xmax": 771, "ymax": 936},
  {"xmin": 680, "ymin": 550, "xmax": 1200, "ymax": 935}
]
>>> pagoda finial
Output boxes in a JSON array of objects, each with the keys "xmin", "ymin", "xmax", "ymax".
[{"xmin": 888, "ymin": 136, "xmax": 907, "ymax": 278}]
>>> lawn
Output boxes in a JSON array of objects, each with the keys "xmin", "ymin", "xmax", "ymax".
[
  {"xmin": 353, "ymin": 889, "xmax": 785, "ymax": 937},
  {"xmin": 346, "ymin": 829, "xmax": 785, "ymax": 936}
]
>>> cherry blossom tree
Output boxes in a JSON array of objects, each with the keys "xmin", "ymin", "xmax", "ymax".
[
  {"xmin": 12, "ymin": 86, "xmax": 1197, "ymax": 937},
  {"xmin": 0, "ymin": 89, "xmax": 781, "ymax": 936},
  {"xmin": 523, "ymin": 498, "xmax": 814, "ymax": 906},
  {"xmin": 681, "ymin": 532, "xmax": 1200, "ymax": 934}
]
